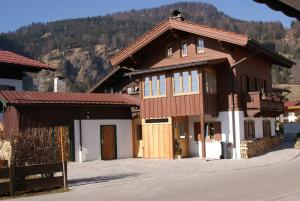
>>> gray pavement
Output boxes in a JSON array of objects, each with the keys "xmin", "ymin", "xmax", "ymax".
[{"xmin": 6, "ymin": 139, "xmax": 300, "ymax": 201}]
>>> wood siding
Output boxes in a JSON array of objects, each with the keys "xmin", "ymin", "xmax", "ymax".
[{"xmin": 142, "ymin": 118, "xmax": 173, "ymax": 159}]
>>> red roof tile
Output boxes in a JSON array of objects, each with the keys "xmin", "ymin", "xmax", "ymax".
[
  {"xmin": 285, "ymin": 100, "xmax": 300, "ymax": 107},
  {"xmin": 0, "ymin": 50, "xmax": 54, "ymax": 71},
  {"xmin": 0, "ymin": 91, "xmax": 139, "ymax": 106}
]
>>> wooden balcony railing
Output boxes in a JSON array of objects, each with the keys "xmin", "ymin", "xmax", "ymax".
[{"xmin": 243, "ymin": 91, "xmax": 284, "ymax": 117}]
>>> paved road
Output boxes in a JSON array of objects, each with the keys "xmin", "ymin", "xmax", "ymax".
[{"xmin": 8, "ymin": 155, "xmax": 300, "ymax": 200}]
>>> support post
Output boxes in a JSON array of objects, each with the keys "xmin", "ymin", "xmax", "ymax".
[
  {"xmin": 60, "ymin": 127, "xmax": 67, "ymax": 190},
  {"xmin": 199, "ymin": 68, "xmax": 206, "ymax": 158}
]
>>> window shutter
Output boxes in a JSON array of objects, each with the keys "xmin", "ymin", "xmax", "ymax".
[{"xmin": 213, "ymin": 122, "xmax": 222, "ymax": 141}]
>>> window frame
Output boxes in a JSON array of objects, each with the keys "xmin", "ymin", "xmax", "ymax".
[
  {"xmin": 263, "ymin": 119, "xmax": 271, "ymax": 138},
  {"xmin": 244, "ymin": 119, "xmax": 255, "ymax": 140},
  {"xmin": 196, "ymin": 38, "xmax": 205, "ymax": 54},
  {"xmin": 166, "ymin": 43, "xmax": 173, "ymax": 57},
  {"xmin": 204, "ymin": 70, "xmax": 217, "ymax": 94},
  {"xmin": 172, "ymin": 69, "xmax": 200, "ymax": 96},
  {"xmin": 143, "ymin": 74, "xmax": 167, "ymax": 99},
  {"xmin": 181, "ymin": 41, "xmax": 188, "ymax": 57}
]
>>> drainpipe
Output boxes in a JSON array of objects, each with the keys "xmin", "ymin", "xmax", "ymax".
[
  {"xmin": 79, "ymin": 111, "xmax": 83, "ymax": 163},
  {"xmin": 230, "ymin": 50, "xmax": 260, "ymax": 159}
]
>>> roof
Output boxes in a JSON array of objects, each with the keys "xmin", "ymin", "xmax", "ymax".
[
  {"xmin": 254, "ymin": 0, "xmax": 300, "ymax": 20},
  {"xmin": 0, "ymin": 50, "xmax": 54, "ymax": 71},
  {"xmin": 110, "ymin": 18, "xmax": 295, "ymax": 68},
  {"xmin": 0, "ymin": 91, "xmax": 139, "ymax": 106},
  {"xmin": 285, "ymin": 100, "xmax": 300, "ymax": 109}
]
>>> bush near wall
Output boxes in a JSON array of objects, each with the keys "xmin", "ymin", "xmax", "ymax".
[{"xmin": 240, "ymin": 135, "xmax": 282, "ymax": 159}]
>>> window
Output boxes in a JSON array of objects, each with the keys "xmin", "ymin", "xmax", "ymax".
[
  {"xmin": 244, "ymin": 120, "xmax": 255, "ymax": 140},
  {"xmin": 179, "ymin": 122, "xmax": 186, "ymax": 138},
  {"xmin": 205, "ymin": 123, "xmax": 221, "ymax": 140},
  {"xmin": 263, "ymin": 120, "xmax": 271, "ymax": 137},
  {"xmin": 205, "ymin": 71, "xmax": 217, "ymax": 94},
  {"xmin": 144, "ymin": 77, "xmax": 151, "ymax": 97},
  {"xmin": 196, "ymin": 38, "xmax": 205, "ymax": 53},
  {"xmin": 182, "ymin": 71, "xmax": 189, "ymax": 93},
  {"xmin": 173, "ymin": 70, "xmax": 199, "ymax": 95},
  {"xmin": 166, "ymin": 44, "xmax": 173, "ymax": 57},
  {"xmin": 152, "ymin": 76, "xmax": 158, "ymax": 96},
  {"xmin": 181, "ymin": 42, "xmax": 188, "ymax": 57},
  {"xmin": 143, "ymin": 75, "xmax": 166, "ymax": 98},
  {"xmin": 159, "ymin": 75, "xmax": 166, "ymax": 95},
  {"xmin": 191, "ymin": 70, "xmax": 199, "ymax": 93},
  {"xmin": 174, "ymin": 72, "xmax": 181, "ymax": 94}
]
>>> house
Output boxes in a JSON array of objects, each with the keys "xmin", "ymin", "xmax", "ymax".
[
  {"xmin": 0, "ymin": 50, "xmax": 54, "ymax": 90},
  {"xmin": 282, "ymin": 100, "xmax": 300, "ymax": 138},
  {"xmin": 0, "ymin": 90, "xmax": 139, "ymax": 162},
  {"xmin": 91, "ymin": 11, "xmax": 294, "ymax": 159}
]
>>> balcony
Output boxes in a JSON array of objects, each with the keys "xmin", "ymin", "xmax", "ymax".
[{"xmin": 243, "ymin": 91, "xmax": 285, "ymax": 117}]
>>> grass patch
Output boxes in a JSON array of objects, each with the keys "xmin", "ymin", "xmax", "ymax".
[{"xmin": 0, "ymin": 187, "xmax": 69, "ymax": 200}]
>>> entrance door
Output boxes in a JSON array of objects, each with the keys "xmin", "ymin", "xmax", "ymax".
[
  {"xmin": 100, "ymin": 125, "xmax": 117, "ymax": 160},
  {"xmin": 173, "ymin": 117, "xmax": 189, "ymax": 158},
  {"xmin": 136, "ymin": 125, "xmax": 143, "ymax": 158}
]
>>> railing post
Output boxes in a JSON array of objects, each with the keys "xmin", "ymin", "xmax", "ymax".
[{"xmin": 9, "ymin": 165, "xmax": 15, "ymax": 196}]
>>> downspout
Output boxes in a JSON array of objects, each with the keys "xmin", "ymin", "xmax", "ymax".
[
  {"xmin": 79, "ymin": 109, "xmax": 83, "ymax": 163},
  {"xmin": 230, "ymin": 50, "xmax": 260, "ymax": 159}
]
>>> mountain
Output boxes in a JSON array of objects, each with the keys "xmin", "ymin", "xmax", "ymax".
[{"xmin": 0, "ymin": 2, "xmax": 299, "ymax": 92}]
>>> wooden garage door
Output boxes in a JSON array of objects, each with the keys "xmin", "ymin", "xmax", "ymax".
[{"xmin": 100, "ymin": 125, "xmax": 117, "ymax": 160}]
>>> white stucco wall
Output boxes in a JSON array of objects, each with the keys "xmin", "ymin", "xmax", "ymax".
[
  {"xmin": 74, "ymin": 119, "xmax": 132, "ymax": 162},
  {"xmin": 0, "ymin": 78, "xmax": 22, "ymax": 90},
  {"xmin": 218, "ymin": 111, "xmax": 244, "ymax": 159},
  {"xmin": 188, "ymin": 116, "xmax": 201, "ymax": 157}
]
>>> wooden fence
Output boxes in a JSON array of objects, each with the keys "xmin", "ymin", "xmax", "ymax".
[{"xmin": 0, "ymin": 162, "xmax": 67, "ymax": 196}]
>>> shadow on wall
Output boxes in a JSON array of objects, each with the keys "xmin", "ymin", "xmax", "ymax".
[{"xmin": 69, "ymin": 173, "xmax": 142, "ymax": 187}]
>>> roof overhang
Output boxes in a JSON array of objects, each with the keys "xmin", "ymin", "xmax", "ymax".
[
  {"xmin": 124, "ymin": 59, "xmax": 227, "ymax": 77},
  {"xmin": 254, "ymin": 0, "xmax": 300, "ymax": 20},
  {"xmin": 110, "ymin": 18, "xmax": 294, "ymax": 69}
]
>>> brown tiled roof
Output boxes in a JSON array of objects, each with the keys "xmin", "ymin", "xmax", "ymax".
[
  {"xmin": 0, "ymin": 91, "xmax": 139, "ymax": 106},
  {"xmin": 0, "ymin": 50, "xmax": 54, "ymax": 71},
  {"xmin": 110, "ymin": 18, "xmax": 294, "ymax": 68},
  {"xmin": 285, "ymin": 100, "xmax": 300, "ymax": 107}
]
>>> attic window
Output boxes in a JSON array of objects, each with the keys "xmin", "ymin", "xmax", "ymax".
[
  {"xmin": 181, "ymin": 41, "xmax": 188, "ymax": 57},
  {"xmin": 166, "ymin": 44, "xmax": 173, "ymax": 57},
  {"xmin": 196, "ymin": 38, "xmax": 205, "ymax": 53}
]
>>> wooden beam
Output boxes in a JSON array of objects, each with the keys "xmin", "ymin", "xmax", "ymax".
[{"xmin": 199, "ymin": 68, "xmax": 206, "ymax": 158}]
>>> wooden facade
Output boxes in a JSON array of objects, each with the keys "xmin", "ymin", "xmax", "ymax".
[{"xmin": 90, "ymin": 17, "xmax": 294, "ymax": 159}]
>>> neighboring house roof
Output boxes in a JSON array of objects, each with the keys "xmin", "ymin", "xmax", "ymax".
[
  {"xmin": 110, "ymin": 18, "xmax": 295, "ymax": 68},
  {"xmin": 285, "ymin": 100, "xmax": 300, "ymax": 109},
  {"xmin": 0, "ymin": 91, "xmax": 139, "ymax": 106},
  {"xmin": 0, "ymin": 50, "xmax": 54, "ymax": 71},
  {"xmin": 254, "ymin": 0, "xmax": 300, "ymax": 20}
]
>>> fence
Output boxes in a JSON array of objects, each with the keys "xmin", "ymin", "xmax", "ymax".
[{"xmin": 0, "ymin": 162, "xmax": 67, "ymax": 196}]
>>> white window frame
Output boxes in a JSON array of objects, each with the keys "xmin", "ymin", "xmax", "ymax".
[
  {"xmin": 196, "ymin": 38, "xmax": 205, "ymax": 53},
  {"xmin": 181, "ymin": 41, "xmax": 188, "ymax": 57},
  {"xmin": 143, "ymin": 74, "xmax": 167, "ymax": 99},
  {"xmin": 166, "ymin": 43, "xmax": 173, "ymax": 57},
  {"xmin": 173, "ymin": 70, "xmax": 200, "ymax": 96}
]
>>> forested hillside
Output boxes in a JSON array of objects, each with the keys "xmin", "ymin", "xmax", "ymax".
[{"xmin": 0, "ymin": 2, "xmax": 299, "ymax": 92}]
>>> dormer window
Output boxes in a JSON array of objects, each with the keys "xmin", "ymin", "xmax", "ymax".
[
  {"xmin": 196, "ymin": 38, "xmax": 204, "ymax": 53},
  {"xmin": 166, "ymin": 44, "xmax": 173, "ymax": 57},
  {"xmin": 181, "ymin": 41, "xmax": 188, "ymax": 57}
]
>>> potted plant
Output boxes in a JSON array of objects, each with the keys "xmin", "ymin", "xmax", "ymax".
[{"xmin": 175, "ymin": 140, "xmax": 182, "ymax": 159}]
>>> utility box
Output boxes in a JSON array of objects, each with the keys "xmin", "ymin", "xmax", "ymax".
[{"xmin": 220, "ymin": 141, "xmax": 233, "ymax": 159}]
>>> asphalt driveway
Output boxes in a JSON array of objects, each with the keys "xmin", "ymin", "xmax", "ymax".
[{"xmin": 67, "ymin": 138, "xmax": 300, "ymax": 189}]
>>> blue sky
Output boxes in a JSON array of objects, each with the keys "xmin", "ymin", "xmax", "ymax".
[{"xmin": 0, "ymin": 0, "xmax": 295, "ymax": 33}]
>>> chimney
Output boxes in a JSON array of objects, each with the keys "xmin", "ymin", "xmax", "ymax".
[
  {"xmin": 172, "ymin": 10, "xmax": 185, "ymax": 21},
  {"xmin": 54, "ymin": 74, "xmax": 66, "ymax": 92}
]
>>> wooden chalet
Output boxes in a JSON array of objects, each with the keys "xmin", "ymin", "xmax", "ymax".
[{"xmin": 90, "ymin": 11, "xmax": 294, "ymax": 160}]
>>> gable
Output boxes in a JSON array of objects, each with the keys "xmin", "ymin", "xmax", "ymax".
[{"xmin": 110, "ymin": 18, "xmax": 294, "ymax": 69}]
